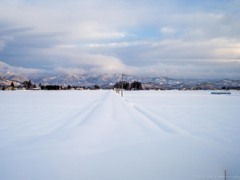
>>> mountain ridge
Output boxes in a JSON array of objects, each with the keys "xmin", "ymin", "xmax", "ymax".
[{"xmin": 1, "ymin": 61, "xmax": 240, "ymax": 89}]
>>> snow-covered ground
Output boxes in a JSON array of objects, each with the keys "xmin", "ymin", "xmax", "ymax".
[{"xmin": 0, "ymin": 90, "xmax": 239, "ymax": 180}]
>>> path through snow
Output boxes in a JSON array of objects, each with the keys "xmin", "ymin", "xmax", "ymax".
[{"xmin": 0, "ymin": 90, "xmax": 239, "ymax": 180}]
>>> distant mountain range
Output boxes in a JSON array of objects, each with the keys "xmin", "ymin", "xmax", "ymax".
[{"xmin": 1, "ymin": 61, "xmax": 240, "ymax": 89}]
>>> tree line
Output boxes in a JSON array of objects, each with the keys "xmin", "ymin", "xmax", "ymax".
[
  {"xmin": 1, "ymin": 80, "xmax": 143, "ymax": 90},
  {"xmin": 114, "ymin": 81, "xmax": 142, "ymax": 90},
  {"xmin": 1, "ymin": 80, "xmax": 101, "ymax": 90}
]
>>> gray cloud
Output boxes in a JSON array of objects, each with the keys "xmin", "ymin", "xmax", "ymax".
[{"xmin": 0, "ymin": 0, "xmax": 240, "ymax": 79}]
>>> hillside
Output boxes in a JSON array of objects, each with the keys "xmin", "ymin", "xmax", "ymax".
[{"xmin": 1, "ymin": 61, "xmax": 240, "ymax": 89}]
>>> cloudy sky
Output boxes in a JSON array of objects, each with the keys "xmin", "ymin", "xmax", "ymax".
[{"xmin": 0, "ymin": 0, "xmax": 240, "ymax": 79}]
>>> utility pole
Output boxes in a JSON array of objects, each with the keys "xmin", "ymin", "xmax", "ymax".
[
  {"xmin": 225, "ymin": 170, "xmax": 227, "ymax": 180},
  {"xmin": 121, "ymin": 74, "xmax": 124, "ymax": 97}
]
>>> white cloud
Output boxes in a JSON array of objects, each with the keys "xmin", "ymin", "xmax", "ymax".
[
  {"xmin": 160, "ymin": 27, "xmax": 176, "ymax": 34},
  {"xmin": 0, "ymin": 0, "xmax": 240, "ymax": 79},
  {"xmin": 0, "ymin": 34, "xmax": 15, "ymax": 51},
  {"xmin": 0, "ymin": 0, "xmax": 146, "ymax": 41},
  {"xmin": 213, "ymin": 39, "xmax": 240, "ymax": 58},
  {"xmin": 73, "ymin": 22, "xmax": 126, "ymax": 40},
  {"xmin": 87, "ymin": 41, "xmax": 149, "ymax": 48},
  {"xmin": 0, "ymin": 60, "xmax": 43, "ymax": 76}
]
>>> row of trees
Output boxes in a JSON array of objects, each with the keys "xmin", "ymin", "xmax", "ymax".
[
  {"xmin": 114, "ymin": 81, "xmax": 142, "ymax": 90},
  {"xmin": 40, "ymin": 85, "xmax": 100, "ymax": 90},
  {"xmin": 1, "ymin": 80, "xmax": 36, "ymax": 90},
  {"xmin": 1, "ymin": 79, "xmax": 143, "ymax": 91},
  {"xmin": 1, "ymin": 80, "xmax": 101, "ymax": 90}
]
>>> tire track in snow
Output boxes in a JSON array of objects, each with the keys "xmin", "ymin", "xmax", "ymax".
[
  {"xmin": 133, "ymin": 105, "xmax": 176, "ymax": 133},
  {"xmin": 122, "ymin": 98, "xmax": 193, "ymax": 135},
  {"xmin": 77, "ymin": 91, "xmax": 180, "ymax": 135},
  {"xmin": 45, "ymin": 91, "xmax": 111, "ymax": 133},
  {"xmin": 122, "ymin": 101, "xmax": 176, "ymax": 133},
  {"xmin": 65, "ymin": 91, "xmax": 111, "ymax": 128},
  {"xmin": 8, "ymin": 91, "xmax": 111, "ymax": 147},
  {"xmin": 11, "ymin": 91, "xmax": 196, "ymax": 148},
  {"xmin": 122, "ymin": 98, "xmax": 212, "ymax": 143}
]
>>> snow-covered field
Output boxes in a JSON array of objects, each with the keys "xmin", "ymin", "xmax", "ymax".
[{"xmin": 0, "ymin": 90, "xmax": 239, "ymax": 180}]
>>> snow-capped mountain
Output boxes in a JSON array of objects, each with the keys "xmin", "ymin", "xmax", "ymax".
[
  {"xmin": 31, "ymin": 73, "xmax": 183, "ymax": 88},
  {"xmin": 0, "ymin": 76, "xmax": 13, "ymax": 86},
  {"xmin": 0, "ymin": 61, "xmax": 29, "ymax": 82},
  {"xmin": 1, "ymin": 60, "xmax": 240, "ymax": 89},
  {"xmin": 26, "ymin": 73, "xmax": 240, "ymax": 89},
  {"xmin": 0, "ymin": 61, "xmax": 30, "ymax": 86}
]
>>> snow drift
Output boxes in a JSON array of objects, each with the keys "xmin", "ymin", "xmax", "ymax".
[{"xmin": 0, "ymin": 90, "xmax": 239, "ymax": 180}]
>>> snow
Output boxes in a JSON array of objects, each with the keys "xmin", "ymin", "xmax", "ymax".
[{"xmin": 0, "ymin": 90, "xmax": 240, "ymax": 180}]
